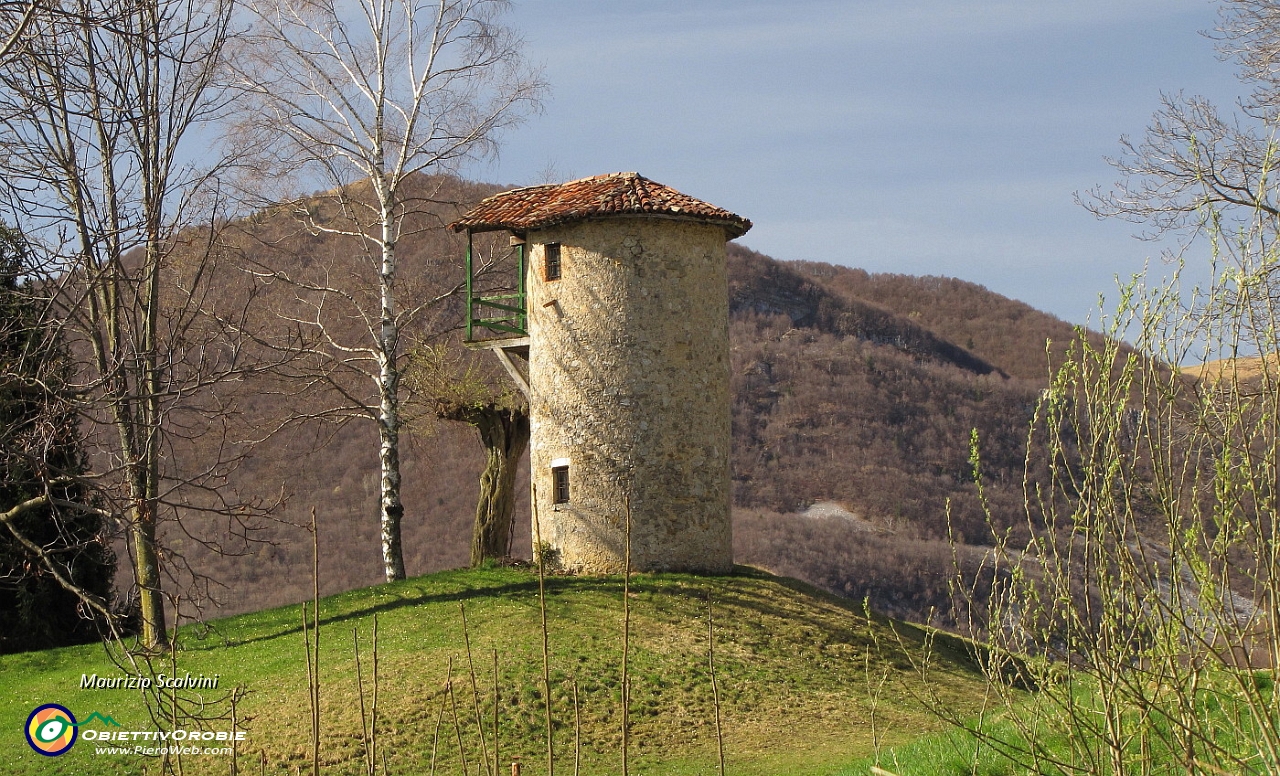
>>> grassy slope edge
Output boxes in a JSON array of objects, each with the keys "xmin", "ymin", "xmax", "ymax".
[{"xmin": 1, "ymin": 567, "xmax": 990, "ymax": 776}]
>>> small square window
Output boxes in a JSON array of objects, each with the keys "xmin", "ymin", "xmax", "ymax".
[
  {"xmin": 544, "ymin": 243, "xmax": 561, "ymax": 281},
  {"xmin": 552, "ymin": 465, "xmax": 570, "ymax": 504}
]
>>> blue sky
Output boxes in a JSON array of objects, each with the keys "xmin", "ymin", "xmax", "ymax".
[{"xmin": 468, "ymin": 1, "xmax": 1244, "ymax": 326}]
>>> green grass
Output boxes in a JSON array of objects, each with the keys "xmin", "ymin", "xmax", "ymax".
[
  {"xmin": 838, "ymin": 714, "xmax": 1051, "ymax": 776},
  {"xmin": 841, "ymin": 671, "xmax": 1280, "ymax": 776},
  {"xmin": 1, "ymin": 566, "xmax": 993, "ymax": 775}
]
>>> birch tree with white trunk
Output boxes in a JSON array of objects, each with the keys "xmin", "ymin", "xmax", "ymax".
[{"xmin": 235, "ymin": 0, "xmax": 542, "ymax": 581}]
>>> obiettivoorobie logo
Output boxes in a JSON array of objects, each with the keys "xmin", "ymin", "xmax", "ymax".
[
  {"xmin": 25, "ymin": 702, "xmax": 244, "ymax": 757},
  {"xmin": 24, "ymin": 706, "xmax": 121, "ymax": 757},
  {"xmin": 24, "ymin": 704, "xmax": 77, "ymax": 757}
]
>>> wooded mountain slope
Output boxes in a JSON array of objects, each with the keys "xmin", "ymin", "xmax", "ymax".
[{"xmin": 155, "ymin": 182, "xmax": 1085, "ymax": 628}]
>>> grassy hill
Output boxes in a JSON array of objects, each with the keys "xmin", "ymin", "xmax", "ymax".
[
  {"xmin": 1, "ymin": 567, "xmax": 992, "ymax": 776},
  {"xmin": 146, "ymin": 181, "xmax": 1088, "ymax": 629}
]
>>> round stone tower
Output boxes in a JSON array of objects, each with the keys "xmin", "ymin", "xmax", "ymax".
[{"xmin": 452, "ymin": 172, "xmax": 751, "ymax": 574}]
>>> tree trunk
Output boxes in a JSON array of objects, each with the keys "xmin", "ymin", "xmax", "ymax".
[
  {"xmin": 470, "ymin": 407, "xmax": 530, "ymax": 567},
  {"xmin": 130, "ymin": 494, "xmax": 167, "ymax": 648},
  {"xmin": 378, "ymin": 398, "xmax": 405, "ymax": 582},
  {"xmin": 377, "ymin": 213, "xmax": 406, "ymax": 582}
]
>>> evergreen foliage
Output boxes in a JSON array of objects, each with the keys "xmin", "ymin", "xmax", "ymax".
[{"xmin": 0, "ymin": 225, "xmax": 114, "ymax": 653}]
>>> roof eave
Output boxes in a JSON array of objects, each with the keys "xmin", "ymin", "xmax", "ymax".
[{"xmin": 451, "ymin": 212, "xmax": 752, "ymax": 239}]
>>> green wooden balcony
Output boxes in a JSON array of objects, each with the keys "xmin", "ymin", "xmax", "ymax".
[{"xmin": 465, "ymin": 233, "xmax": 527, "ymax": 340}]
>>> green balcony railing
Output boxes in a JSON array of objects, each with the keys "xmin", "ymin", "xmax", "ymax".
[{"xmin": 465, "ymin": 231, "xmax": 527, "ymax": 340}]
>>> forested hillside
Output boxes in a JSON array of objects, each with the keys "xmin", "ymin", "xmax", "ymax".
[
  {"xmin": 724, "ymin": 245, "xmax": 1080, "ymax": 622},
  {"xmin": 157, "ymin": 181, "xmax": 1087, "ymax": 628}
]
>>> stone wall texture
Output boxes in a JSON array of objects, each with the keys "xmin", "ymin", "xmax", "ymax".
[{"xmin": 527, "ymin": 216, "xmax": 733, "ymax": 574}]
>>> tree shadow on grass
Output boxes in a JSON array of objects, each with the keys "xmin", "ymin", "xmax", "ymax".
[
  {"xmin": 182, "ymin": 571, "xmax": 626, "ymax": 650},
  {"xmin": 177, "ymin": 565, "xmax": 989, "ymax": 682}
]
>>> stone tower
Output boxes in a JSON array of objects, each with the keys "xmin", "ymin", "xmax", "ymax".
[{"xmin": 452, "ymin": 172, "xmax": 751, "ymax": 574}]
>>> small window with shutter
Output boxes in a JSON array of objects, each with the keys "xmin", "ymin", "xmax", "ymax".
[
  {"xmin": 544, "ymin": 243, "xmax": 561, "ymax": 281},
  {"xmin": 552, "ymin": 465, "xmax": 570, "ymax": 504}
]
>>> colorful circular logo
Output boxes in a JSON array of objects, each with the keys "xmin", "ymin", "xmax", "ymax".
[{"xmin": 25, "ymin": 704, "xmax": 77, "ymax": 756}]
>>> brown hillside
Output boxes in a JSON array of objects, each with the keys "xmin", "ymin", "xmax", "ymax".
[
  {"xmin": 787, "ymin": 256, "xmax": 1084, "ymax": 381},
  {"xmin": 152, "ymin": 177, "xmax": 1080, "ymax": 629}
]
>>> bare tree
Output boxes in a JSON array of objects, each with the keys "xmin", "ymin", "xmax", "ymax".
[
  {"xmin": 0, "ymin": 0, "xmax": 255, "ymax": 649},
  {"xmin": 233, "ymin": 0, "xmax": 543, "ymax": 581},
  {"xmin": 1083, "ymin": 0, "xmax": 1280, "ymax": 267}
]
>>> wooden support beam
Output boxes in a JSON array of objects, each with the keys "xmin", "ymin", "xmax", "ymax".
[
  {"xmin": 490, "ymin": 345, "xmax": 530, "ymax": 399},
  {"xmin": 465, "ymin": 336, "xmax": 530, "ymax": 399}
]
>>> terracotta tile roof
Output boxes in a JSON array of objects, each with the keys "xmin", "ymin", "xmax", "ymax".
[{"xmin": 450, "ymin": 172, "xmax": 752, "ymax": 239}]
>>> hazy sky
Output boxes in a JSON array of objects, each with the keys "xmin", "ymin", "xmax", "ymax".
[{"xmin": 467, "ymin": 1, "xmax": 1244, "ymax": 326}]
